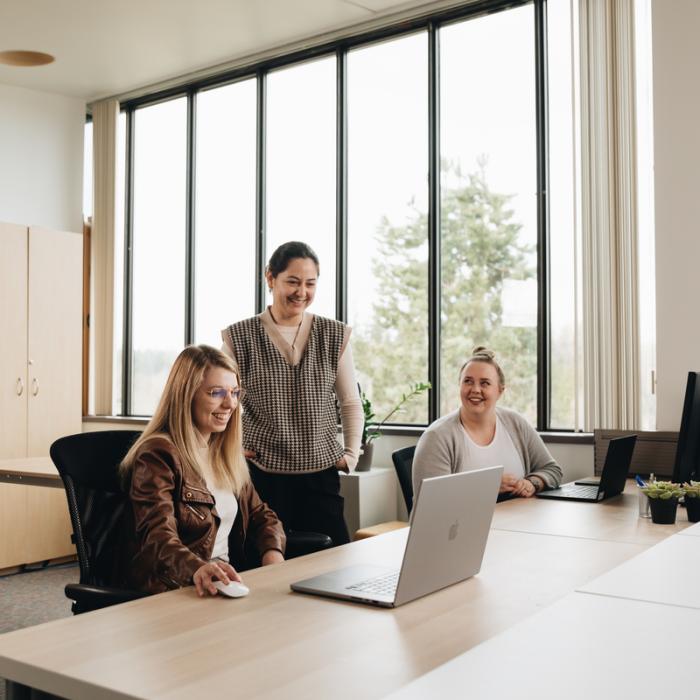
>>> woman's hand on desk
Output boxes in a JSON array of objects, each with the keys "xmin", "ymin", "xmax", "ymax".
[
  {"xmin": 499, "ymin": 473, "xmax": 521, "ymax": 494},
  {"xmin": 511, "ymin": 479, "xmax": 537, "ymax": 498},
  {"xmin": 499, "ymin": 474, "xmax": 537, "ymax": 498},
  {"xmin": 193, "ymin": 561, "xmax": 242, "ymax": 597}
]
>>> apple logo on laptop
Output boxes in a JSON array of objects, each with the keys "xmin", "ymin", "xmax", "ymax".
[{"xmin": 448, "ymin": 520, "xmax": 459, "ymax": 541}]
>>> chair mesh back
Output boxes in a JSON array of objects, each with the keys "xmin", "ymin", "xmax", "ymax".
[
  {"xmin": 392, "ymin": 446, "xmax": 415, "ymax": 514},
  {"xmin": 50, "ymin": 431, "xmax": 140, "ymax": 587}
]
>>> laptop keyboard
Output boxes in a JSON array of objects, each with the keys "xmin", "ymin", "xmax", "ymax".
[
  {"xmin": 346, "ymin": 571, "xmax": 399, "ymax": 596},
  {"xmin": 562, "ymin": 484, "xmax": 599, "ymax": 498}
]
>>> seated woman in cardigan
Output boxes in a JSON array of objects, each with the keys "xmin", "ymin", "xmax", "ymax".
[
  {"xmin": 412, "ymin": 346, "xmax": 562, "ymax": 501},
  {"xmin": 117, "ymin": 345, "xmax": 285, "ymax": 596}
]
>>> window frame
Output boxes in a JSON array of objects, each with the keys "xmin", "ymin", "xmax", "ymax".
[{"xmin": 117, "ymin": 0, "xmax": 561, "ymax": 428}]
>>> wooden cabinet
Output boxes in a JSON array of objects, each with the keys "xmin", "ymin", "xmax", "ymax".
[
  {"xmin": 0, "ymin": 222, "xmax": 28, "ymax": 459},
  {"xmin": 0, "ymin": 222, "xmax": 82, "ymax": 569}
]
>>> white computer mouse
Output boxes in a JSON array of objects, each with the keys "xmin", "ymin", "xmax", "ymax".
[{"xmin": 213, "ymin": 580, "xmax": 250, "ymax": 598}]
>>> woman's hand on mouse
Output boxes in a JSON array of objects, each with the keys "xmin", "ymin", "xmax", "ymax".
[{"xmin": 193, "ymin": 561, "xmax": 242, "ymax": 597}]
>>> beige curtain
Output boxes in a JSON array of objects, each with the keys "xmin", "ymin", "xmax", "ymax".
[
  {"xmin": 579, "ymin": 0, "xmax": 640, "ymax": 430},
  {"xmin": 90, "ymin": 99, "xmax": 119, "ymax": 415}
]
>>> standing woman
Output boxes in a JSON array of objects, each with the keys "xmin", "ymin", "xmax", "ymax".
[
  {"xmin": 222, "ymin": 241, "xmax": 363, "ymax": 546},
  {"xmin": 117, "ymin": 345, "xmax": 285, "ymax": 596},
  {"xmin": 412, "ymin": 347, "xmax": 562, "ymax": 500}
]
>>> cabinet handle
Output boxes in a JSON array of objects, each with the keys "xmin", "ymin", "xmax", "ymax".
[
  {"xmin": 31, "ymin": 378, "xmax": 39, "ymax": 396},
  {"xmin": 16, "ymin": 378, "xmax": 24, "ymax": 396}
]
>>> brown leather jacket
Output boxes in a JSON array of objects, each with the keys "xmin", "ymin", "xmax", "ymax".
[{"xmin": 116, "ymin": 436, "xmax": 285, "ymax": 594}]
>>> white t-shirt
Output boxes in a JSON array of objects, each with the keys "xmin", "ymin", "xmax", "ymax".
[
  {"xmin": 197, "ymin": 445, "xmax": 239, "ymax": 562},
  {"xmin": 208, "ymin": 482, "xmax": 238, "ymax": 562},
  {"xmin": 461, "ymin": 416, "xmax": 524, "ymax": 478}
]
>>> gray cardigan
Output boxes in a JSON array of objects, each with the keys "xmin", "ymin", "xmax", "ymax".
[{"xmin": 412, "ymin": 407, "xmax": 563, "ymax": 497}]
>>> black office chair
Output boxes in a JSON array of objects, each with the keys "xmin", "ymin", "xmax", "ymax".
[
  {"xmin": 51, "ymin": 430, "xmax": 330, "ymax": 614},
  {"xmin": 50, "ymin": 430, "xmax": 148, "ymax": 614},
  {"xmin": 392, "ymin": 445, "xmax": 415, "ymax": 515}
]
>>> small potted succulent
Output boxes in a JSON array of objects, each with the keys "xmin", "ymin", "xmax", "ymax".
[
  {"xmin": 641, "ymin": 481, "xmax": 685, "ymax": 524},
  {"xmin": 683, "ymin": 481, "xmax": 700, "ymax": 523},
  {"xmin": 356, "ymin": 382, "xmax": 431, "ymax": 471}
]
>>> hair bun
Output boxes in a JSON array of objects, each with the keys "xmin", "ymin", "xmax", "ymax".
[{"xmin": 472, "ymin": 346, "xmax": 495, "ymax": 360}]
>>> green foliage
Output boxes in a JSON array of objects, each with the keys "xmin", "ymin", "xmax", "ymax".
[
  {"xmin": 642, "ymin": 481, "xmax": 685, "ymax": 500},
  {"xmin": 360, "ymin": 383, "xmax": 431, "ymax": 445},
  {"xmin": 353, "ymin": 161, "xmax": 538, "ymax": 423},
  {"xmin": 683, "ymin": 480, "xmax": 700, "ymax": 499}
]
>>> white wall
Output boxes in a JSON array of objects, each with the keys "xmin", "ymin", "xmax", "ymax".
[
  {"xmin": 0, "ymin": 82, "xmax": 84, "ymax": 232},
  {"xmin": 652, "ymin": 0, "xmax": 700, "ymax": 430}
]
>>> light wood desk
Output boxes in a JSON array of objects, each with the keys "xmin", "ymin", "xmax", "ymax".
[
  {"xmin": 677, "ymin": 520, "xmax": 700, "ymax": 537},
  {"xmin": 579, "ymin": 532, "xmax": 700, "ymax": 608},
  {"xmin": 491, "ymin": 480, "xmax": 690, "ymax": 545},
  {"xmin": 386, "ymin": 591, "xmax": 700, "ymax": 700},
  {"xmin": 0, "ymin": 457, "xmax": 62, "ymax": 489},
  {"xmin": 0, "ymin": 482, "xmax": 690, "ymax": 700}
]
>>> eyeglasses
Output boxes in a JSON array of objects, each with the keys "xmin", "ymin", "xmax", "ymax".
[{"xmin": 205, "ymin": 387, "xmax": 245, "ymax": 401}]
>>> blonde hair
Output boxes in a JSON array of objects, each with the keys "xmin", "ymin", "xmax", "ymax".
[
  {"xmin": 120, "ymin": 345, "xmax": 249, "ymax": 494},
  {"xmin": 459, "ymin": 346, "xmax": 506, "ymax": 387}
]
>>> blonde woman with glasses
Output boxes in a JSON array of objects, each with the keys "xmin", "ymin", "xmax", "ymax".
[{"xmin": 117, "ymin": 345, "xmax": 285, "ymax": 596}]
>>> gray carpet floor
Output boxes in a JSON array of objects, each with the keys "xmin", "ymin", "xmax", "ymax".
[{"xmin": 0, "ymin": 562, "xmax": 78, "ymax": 700}]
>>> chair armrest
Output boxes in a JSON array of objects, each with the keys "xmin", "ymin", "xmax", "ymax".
[
  {"xmin": 65, "ymin": 583, "xmax": 149, "ymax": 614},
  {"xmin": 285, "ymin": 530, "xmax": 333, "ymax": 559}
]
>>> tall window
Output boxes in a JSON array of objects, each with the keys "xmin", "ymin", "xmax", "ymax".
[
  {"xmin": 440, "ymin": 8, "xmax": 537, "ymax": 421},
  {"xmin": 195, "ymin": 80, "xmax": 257, "ymax": 346},
  {"xmin": 547, "ymin": 0, "xmax": 581, "ymax": 428},
  {"xmin": 347, "ymin": 33, "xmax": 429, "ymax": 423},
  {"xmin": 115, "ymin": 0, "xmax": 591, "ymax": 428},
  {"xmin": 266, "ymin": 57, "xmax": 337, "ymax": 318},
  {"xmin": 112, "ymin": 112, "xmax": 126, "ymax": 415},
  {"xmin": 130, "ymin": 98, "xmax": 187, "ymax": 415}
]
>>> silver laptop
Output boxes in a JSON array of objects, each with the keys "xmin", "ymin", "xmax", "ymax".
[{"xmin": 290, "ymin": 465, "xmax": 503, "ymax": 608}]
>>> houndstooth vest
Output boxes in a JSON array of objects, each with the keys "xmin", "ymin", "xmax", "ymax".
[{"xmin": 225, "ymin": 314, "xmax": 345, "ymax": 473}]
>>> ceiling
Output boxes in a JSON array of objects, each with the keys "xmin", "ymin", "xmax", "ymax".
[{"xmin": 0, "ymin": 0, "xmax": 460, "ymax": 102}]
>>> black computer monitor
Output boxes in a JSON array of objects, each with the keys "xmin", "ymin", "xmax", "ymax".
[{"xmin": 672, "ymin": 371, "xmax": 700, "ymax": 484}]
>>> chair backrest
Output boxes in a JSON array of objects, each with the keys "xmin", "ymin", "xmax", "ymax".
[
  {"xmin": 50, "ymin": 430, "xmax": 141, "ymax": 587},
  {"xmin": 392, "ymin": 445, "xmax": 416, "ymax": 514}
]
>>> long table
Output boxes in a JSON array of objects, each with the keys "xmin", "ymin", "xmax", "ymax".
[
  {"xmin": 388, "ymin": 522, "xmax": 700, "ymax": 699},
  {"xmin": 0, "ymin": 481, "xmax": 693, "ymax": 699},
  {"xmin": 0, "ymin": 457, "xmax": 62, "ymax": 489}
]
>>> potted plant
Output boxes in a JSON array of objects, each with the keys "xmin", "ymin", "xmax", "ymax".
[
  {"xmin": 356, "ymin": 382, "xmax": 431, "ymax": 471},
  {"xmin": 641, "ymin": 481, "xmax": 685, "ymax": 524},
  {"xmin": 683, "ymin": 481, "xmax": 700, "ymax": 522}
]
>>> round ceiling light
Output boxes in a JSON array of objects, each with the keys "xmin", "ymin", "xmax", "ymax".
[{"xmin": 0, "ymin": 50, "xmax": 55, "ymax": 67}]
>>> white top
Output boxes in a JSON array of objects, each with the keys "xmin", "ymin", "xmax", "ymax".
[
  {"xmin": 461, "ymin": 416, "xmax": 524, "ymax": 478},
  {"xmin": 197, "ymin": 445, "xmax": 238, "ymax": 562},
  {"xmin": 208, "ymin": 482, "xmax": 238, "ymax": 562}
]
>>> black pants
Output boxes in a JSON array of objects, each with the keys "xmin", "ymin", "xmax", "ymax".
[{"xmin": 248, "ymin": 462, "xmax": 350, "ymax": 546}]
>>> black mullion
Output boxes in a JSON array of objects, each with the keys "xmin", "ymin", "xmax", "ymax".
[
  {"xmin": 428, "ymin": 23, "xmax": 441, "ymax": 423},
  {"xmin": 336, "ymin": 49, "xmax": 348, "ymax": 323},
  {"xmin": 255, "ymin": 71, "xmax": 267, "ymax": 313},
  {"xmin": 535, "ymin": 0, "xmax": 550, "ymax": 430},
  {"xmin": 185, "ymin": 91, "xmax": 197, "ymax": 345},
  {"xmin": 122, "ymin": 109, "xmax": 135, "ymax": 416}
]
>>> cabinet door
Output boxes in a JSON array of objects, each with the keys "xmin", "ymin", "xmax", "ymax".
[
  {"xmin": 27, "ymin": 226, "xmax": 83, "ymax": 457},
  {"xmin": 0, "ymin": 222, "xmax": 28, "ymax": 459},
  {"xmin": 0, "ymin": 483, "xmax": 75, "ymax": 569}
]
